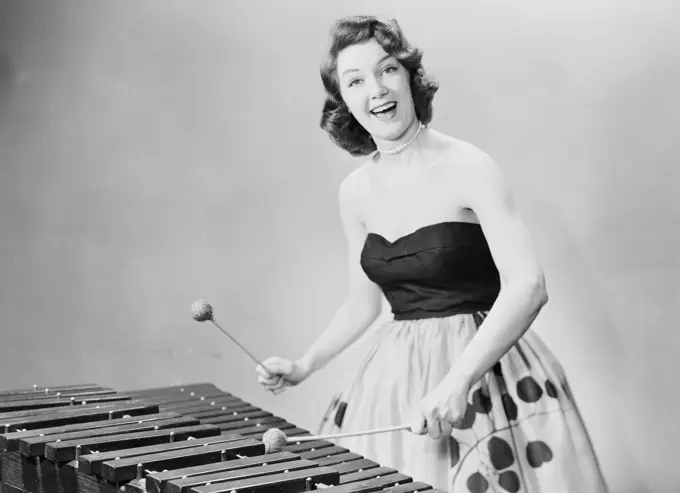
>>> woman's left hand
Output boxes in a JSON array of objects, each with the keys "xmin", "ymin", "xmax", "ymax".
[{"xmin": 410, "ymin": 376, "xmax": 472, "ymax": 439}]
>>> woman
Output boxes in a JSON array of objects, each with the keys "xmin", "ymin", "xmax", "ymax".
[{"xmin": 256, "ymin": 16, "xmax": 609, "ymax": 493}]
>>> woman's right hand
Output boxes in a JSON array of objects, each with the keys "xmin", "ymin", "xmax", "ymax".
[{"xmin": 256, "ymin": 357, "xmax": 311, "ymax": 393}]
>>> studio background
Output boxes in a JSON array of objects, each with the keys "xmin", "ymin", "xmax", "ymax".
[{"xmin": 0, "ymin": 1, "xmax": 677, "ymax": 491}]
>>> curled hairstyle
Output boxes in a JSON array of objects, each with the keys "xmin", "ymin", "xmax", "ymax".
[{"xmin": 319, "ymin": 16, "xmax": 439, "ymax": 157}]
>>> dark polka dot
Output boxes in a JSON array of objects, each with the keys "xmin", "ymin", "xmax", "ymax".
[
  {"xmin": 471, "ymin": 388, "xmax": 493, "ymax": 414},
  {"xmin": 466, "ymin": 472, "xmax": 489, "ymax": 493},
  {"xmin": 526, "ymin": 440, "xmax": 553, "ymax": 468},
  {"xmin": 449, "ymin": 436, "xmax": 460, "ymax": 467},
  {"xmin": 498, "ymin": 471, "xmax": 521, "ymax": 492},
  {"xmin": 492, "ymin": 362, "xmax": 503, "ymax": 376},
  {"xmin": 501, "ymin": 393, "xmax": 518, "ymax": 421},
  {"xmin": 545, "ymin": 379, "xmax": 558, "ymax": 398},
  {"xmin": 516, "ymin": 377, "xmax": 543, "ymax": 403},
  {"xmin": 488, "ymin": 436, "xmax": 514, "ymax": 470},
  {"xmin": 453, "ymin": 405, "xmax": 477, "ymax": 430}
]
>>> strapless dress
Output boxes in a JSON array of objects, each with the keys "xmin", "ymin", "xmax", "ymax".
[{"xmin": 317, "ymin": 222, "xmax": 609, "ymax": 492}]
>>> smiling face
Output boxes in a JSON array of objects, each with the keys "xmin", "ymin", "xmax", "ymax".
[{"xmin": 336, "ymin": 39, "xmax": 417, "ymax": 147}]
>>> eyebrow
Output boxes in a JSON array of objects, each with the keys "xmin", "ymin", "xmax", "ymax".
[{"xmin": 341, "ymin": 54, "xmax": 393, "ymax": 77}]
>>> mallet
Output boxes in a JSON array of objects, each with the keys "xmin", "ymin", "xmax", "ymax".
[
  {"xmin": 190, "ymin": 299, "xmax": 284, "ymax": 393},
  {"xmin": 262, "ymin": 425, "xmax": 413, "ymax": 454}
]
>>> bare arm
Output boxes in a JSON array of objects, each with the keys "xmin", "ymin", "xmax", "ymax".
[
  {"xmin": 445, "ymin": 150, "xmax": 549, "ymax": 390},
  {"xmin": 296, "ymin": 170, "xmax": 384, "ymax": 375}
]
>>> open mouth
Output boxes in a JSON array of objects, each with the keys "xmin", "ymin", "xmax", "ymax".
[{"xmin": 370, "ymin": 102, "xmax": 397, "ymax": 119}]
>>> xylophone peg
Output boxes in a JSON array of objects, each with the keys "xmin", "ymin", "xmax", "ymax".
[
  {"xmin": 220, "ymin": 449, "xmax": 227, "ymax": 461},
  {"xmin": 136, "ymin": 463, "xmax": 144, "ymax": 481},
  {"xmin": 75, "ymin": 445, "xmax": 82, "ymax": 461},
  {"xmin": 108, "ymin": 411, "xmax": 114, "ymax": 420},
  {"xmin": 153, "ymin": 426, "xmax": 159, "ymax": 431},
  {"xmin": 70, "ymin": 397, "xmax": 76, "ymax": 406},
  {"xmin": 81, "ymin": 400, "xmax": 87, "ymax": 405},
  {"xmin": 44, "ymin": 388, "xmax": 49, "ymax": 394},
  {"xmin": 4, "ymin": 424, "xmax": 10, "ymax": 434},
  {"xmin": 33, "ymin": 384, "xmax": 38, "ymax": 390},
  {"xmin": 169, "ymin": 431, "xmax": 175, "ymax": 443}
]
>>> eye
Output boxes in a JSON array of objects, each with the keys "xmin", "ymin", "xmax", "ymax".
[
  {"xmin": 382, "ymin": 65, "xmax": 398, "ymax": 74},
  {"xmin": 347, "ymin": 78, "xmax": 362, "ymax": 87}
]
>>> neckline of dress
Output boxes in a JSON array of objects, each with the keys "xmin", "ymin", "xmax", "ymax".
[{"xmin": 366, "ymin": 220, "xmax": 481, "ymax": 245}]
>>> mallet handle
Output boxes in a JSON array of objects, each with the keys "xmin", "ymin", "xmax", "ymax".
[{"xmin": 289, "ymin": 424, "xmax": 412, "ymax": 442}]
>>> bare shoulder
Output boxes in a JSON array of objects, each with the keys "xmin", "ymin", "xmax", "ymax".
[
  {"xmin": 429, "ymin": 131, "xmax": 508, "ymax": 199},
  {"xmin": 429, "ymin": 131, "xmax": 499, "ymax": 174}
]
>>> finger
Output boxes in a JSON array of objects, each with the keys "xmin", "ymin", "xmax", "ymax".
[
  {"xmin": 257, "ymin": 358, "xmax": 292, "ymax": 377},
  {"xmin": 270, "ymin": 381, "xmax": 292, "ymax": 395},
  {"xmin": 263, "ymin": 375, "xmax": 288, "ymax": 391},
  {"xmin": 440, "ymin": 419, "xmax": 453, "ymax": 437},
  {"xmin": 255, "ymin": 365, "xmax": 273, "ymax": 378},
  {"xmin": 256, "ymin": 362, "xmax": 283, "ymax": 378},
  {"xmin": 427, "ymin": 417, "xmax": 442, "ymax": 439},
  {"xmin": 260, "ymin": 375, "xmax": 281, "ymax": 389},
  {"xmin": 437, "ymin": 407, "xmax": 453, "ymax": 437},
  {"xmin": 257, "ymin": 375, "xmax": 281, "ymax": 386}
]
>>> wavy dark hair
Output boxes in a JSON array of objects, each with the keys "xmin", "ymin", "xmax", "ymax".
[{"xmin": 319, "ymin": 16, "xmax": 439, "ymax": 157}]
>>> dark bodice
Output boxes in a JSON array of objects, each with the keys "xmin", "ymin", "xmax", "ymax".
[{"xmin": 360, "ymin": 221, "xmax": 501, "ymax": 320}]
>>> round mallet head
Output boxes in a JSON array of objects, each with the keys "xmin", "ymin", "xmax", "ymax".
[
  {"xmin": 262, "ymin": 427, "xmax": 288, "ymax": 454},
  {"xmin": 191, "ymin": 299, "xmax": 213, "ymax": 322}
]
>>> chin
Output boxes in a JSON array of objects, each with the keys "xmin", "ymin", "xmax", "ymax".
[
  {"xmin": 378, "ymin": 125, "xmax": 412, "ymax": 142},
  {"xmin": 369, "ymin": 118, "xmax": 411, "ymax": 141}
]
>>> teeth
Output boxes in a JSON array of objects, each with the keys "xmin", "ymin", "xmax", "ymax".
[{"xmin": 372, "ymin": 103, "xmax": 396, "ymax": 114}]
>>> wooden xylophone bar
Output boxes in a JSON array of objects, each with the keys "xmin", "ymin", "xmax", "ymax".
[{"xmin": 0, "ymin": 383, "xmax": 447, "ymax": 493}]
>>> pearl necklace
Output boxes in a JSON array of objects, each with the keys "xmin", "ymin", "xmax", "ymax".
[{"xmin": 376, "ymin": 121, "xmax": 424, "ymax": 155}]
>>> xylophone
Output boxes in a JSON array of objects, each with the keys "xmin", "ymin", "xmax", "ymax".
[{"xmin": 0, "ymin": 382, "xmax": 447, "ymax": 493}]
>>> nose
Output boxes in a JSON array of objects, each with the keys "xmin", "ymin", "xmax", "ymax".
[{"xmin": 367, "ymin": 75, "xmax": 387, "ymax": 99}]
